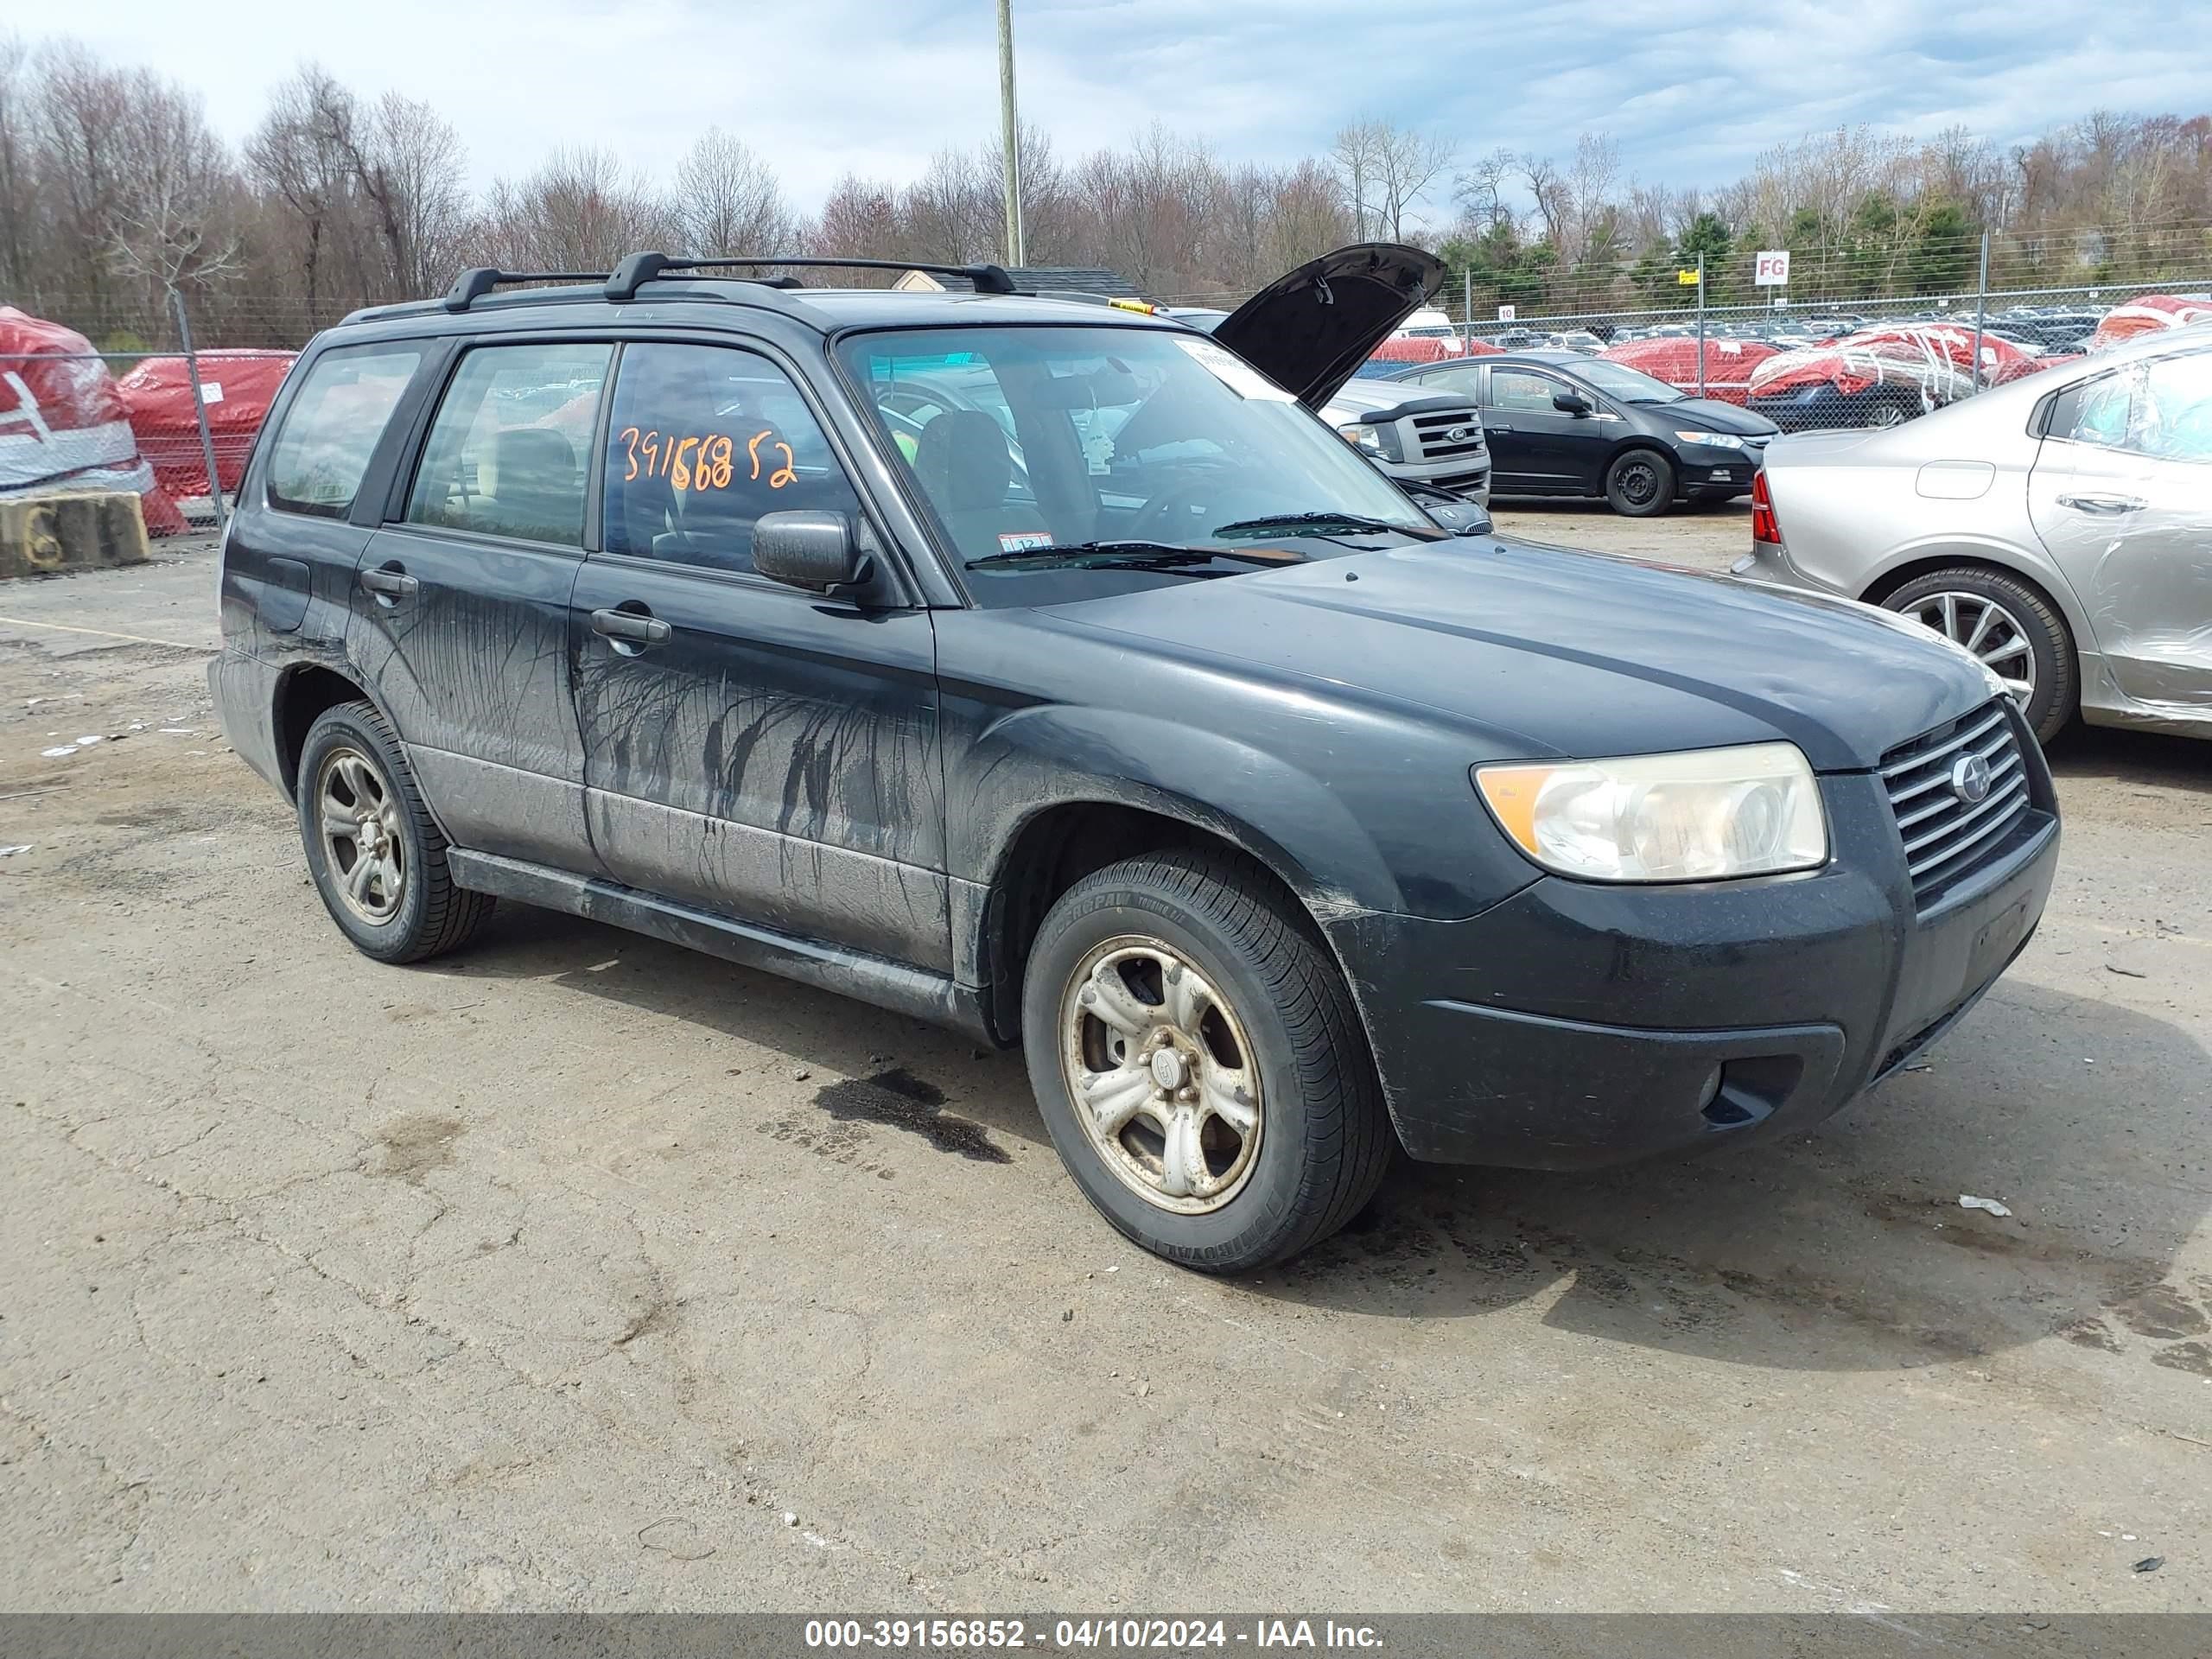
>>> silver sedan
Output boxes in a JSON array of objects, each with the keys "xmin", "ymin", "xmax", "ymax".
[{"xmin": 1736, "ymin": 322, "xmax": 2212, "ymax": 743}]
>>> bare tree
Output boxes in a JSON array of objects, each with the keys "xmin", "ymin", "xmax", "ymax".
[
  {"xmin": 674, "ymin": 127, "xmax": 795, "ymax": 259},
  {"xmin": 479, "ymin": 146, "xmax": 676, "ymax": 270},
  {"xmin": 1331, "ymin": 120, "xmax": 1382, "ymax": 239}
]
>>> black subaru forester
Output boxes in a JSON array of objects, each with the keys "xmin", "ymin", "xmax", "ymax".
[{"xmin": 211, "ymin": 244, "xmax": 2060, "ymax": 1270}]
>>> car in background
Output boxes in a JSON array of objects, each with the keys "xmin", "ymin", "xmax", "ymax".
[
  {"xmin": 1391, "ymin": 306, "xmax": 1465, "ymax": 354},
  {"xmin": 1168, "ymin": 305, "xmax": 1489, "ymax": 500},
  {"xmin": 1383, "ymin": 350, "xmax": 1780, "ymax": 515},
  {"xmin": 1322, "ymin": 379, "xmax": 1490, "ymax": 505},
  {"xmin": 1738, "ymin": 322, "xmax": 2212, "ymax": 743},
  {"xmin": 1746, "ymin": 325, "xmax": 2046, "ymax": 432}
]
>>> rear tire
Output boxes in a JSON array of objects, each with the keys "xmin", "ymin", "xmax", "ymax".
[
  {"xmin": 1880, "ymin": 568, "xmax": 2076, "ymax": 744},
  {"xmin": 297, "ymin": 700, "xmax": 494, "ymax": 963},
  {"xmin": 1021, "ymin": 849, "xmax": 1393, "ymax": 1272},
  {"xmin": 1605, "ymin": 448, "xmax": 1675, "ymax": 517}
]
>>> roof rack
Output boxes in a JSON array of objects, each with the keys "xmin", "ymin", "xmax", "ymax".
[
  {"xmin": 442, "ymin": 267, "xmax": 610, "ymax": 312},
  {"xmin": 603, "ymin": 252, "xmax": 1016, "ymax": 302}
]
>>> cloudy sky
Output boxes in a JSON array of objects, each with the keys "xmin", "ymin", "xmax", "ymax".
[{"xmin": 51, "ymin": 0, "xmax": 2212, "ymax": 218}]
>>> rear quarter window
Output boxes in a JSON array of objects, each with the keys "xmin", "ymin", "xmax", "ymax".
[{"xmin": 264, "ymin": 345, "xmax": 423, "ymax": 518}]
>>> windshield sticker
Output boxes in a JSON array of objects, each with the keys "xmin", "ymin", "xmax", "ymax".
[
  {"xmin": 1173, "ymin": 337, "xmax": 1295, "ymax": 402},
  {"xmin": 619, "ymin": 427, "xmax": 795, "ymax": 491},
  {"xmin": 997, "ymin": 531, "xmax": 1053, "ymax": 552}
]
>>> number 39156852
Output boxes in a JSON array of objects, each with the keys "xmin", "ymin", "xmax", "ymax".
[{"xmin": 618, "ymin": 427, "xmax": 796, "ymax": 492}]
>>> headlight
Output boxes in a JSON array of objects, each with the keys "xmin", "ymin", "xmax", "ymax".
[
  {"xmin": 1338, "ymin": 422, "xmax": 1402, "ymax": 462},
  {"xmin": 1475, "ymin": 742, "xmax": 1827, "ymax": 882},
  {"xmin": 1674, "ymin": 430, "xmax": 1747, "ymax": 450}
]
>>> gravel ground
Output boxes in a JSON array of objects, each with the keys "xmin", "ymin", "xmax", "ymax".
[{"xmin": 2, "ymin": 521, "xmax": 2207, "ymax": 1616}]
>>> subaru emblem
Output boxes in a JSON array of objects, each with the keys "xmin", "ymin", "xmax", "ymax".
[{"xmin": 1949, "ymin": 753, "xmax": 1992, "ymax": 805}]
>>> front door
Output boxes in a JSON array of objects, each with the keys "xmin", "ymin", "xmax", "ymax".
[
  {"xmin": 351, "ymin": 338, "xmax": 612, "ymax": 872},
  {"xmin": 569, "ymin": 340, "xmax": 949, "ymax": 972},
  {"xmin": 2028, "ymin": 345, "xmax": 2212, "ymax": 710},
  {"xmin": 1480, "ymin": 365, "xmax": 1592, "ymax": 494}
]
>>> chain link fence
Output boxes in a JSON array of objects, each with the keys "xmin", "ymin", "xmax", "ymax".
[
  {"xmin": 1, "ymin": 289, "xmax": 308, "ymax": 536},
  {"xmin": 7, "ymin": 221, "xmax": 2210, "ymax": 537}
]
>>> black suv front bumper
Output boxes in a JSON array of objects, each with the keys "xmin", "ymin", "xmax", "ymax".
[{"xmin": 1324, "ymin": 752, "xmax": 2059, "ymax": 1170}]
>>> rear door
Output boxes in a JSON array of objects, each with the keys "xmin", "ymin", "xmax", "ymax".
[
  {"xmin": 351, "ymin": 338, "xmax": 612, "ymax": 871},
  {"xmin": 2028, "ymin": 346, "xmax": 2212, "ymax": 710},
  {"xmin": 569, "ymin": 339, "xmax": 949, "ymax": 971}
]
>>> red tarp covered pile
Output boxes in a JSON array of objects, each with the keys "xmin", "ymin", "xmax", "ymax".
[
  {"xmin": 117, "ymin": 350, "xmax": 295, "ymax": 499},
  {"xmin": 1599, "ymin": 336, "xmax": 1780, "ymax": 406},
  {"xmin": 1746, "ymin": 322, "xmax": 2044, "ymax": 409},
  {"xmin": 0, "ymin": 307, "xmax": 188, "ymax": 535},
  {"xmin": 1367, "ymin": 335, "xmax": 1498, "ymax": 367},
  {"xmin": 2089, "ymin": 295, "xmax": 2212, "ymax": 352}
]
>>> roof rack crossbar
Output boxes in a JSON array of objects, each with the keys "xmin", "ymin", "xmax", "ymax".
[
  {"xmin": 602, "ymin": 252, "xmax": 1016, "ymax": 302},
  {"xmin": 444, "ymin": 267, "xmax": 610, "ymax": 311}
]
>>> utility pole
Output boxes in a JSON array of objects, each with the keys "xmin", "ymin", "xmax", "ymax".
[
  {"xmin": 996, "ymin": 0, "xmax": 1025, "ymax": 268},
  {"xmin": 1694, "ymin": 252, "xmax": 1707, "ymax": 398},
  {"xmin": 1968, "ymin": 229, "xmax": 1991, "ymax": 397}
]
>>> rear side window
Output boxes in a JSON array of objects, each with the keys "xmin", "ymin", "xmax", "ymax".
[
  {"xmin": 405, "ymin": 342, "xmax": 612, "ymax": 546},
  {"xmin": 600, "ymin": 343, "xmax": 861, "ymax": 575},
  {"xmin": 2044, "ymin": 372, "xmax": 2132, "ymax": 449},
  {"xmin": 264, "ymin": 345, "xmax": 423, "ymax": 518}
]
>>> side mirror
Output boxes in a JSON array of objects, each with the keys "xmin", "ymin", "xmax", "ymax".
[
  {"xmin": 753, "ymin": 510, "xmax": 872, "ymax": 594},
  {"xmin": 1553, "ymin": 391, "xmax": 1593, "ymax": 416}
]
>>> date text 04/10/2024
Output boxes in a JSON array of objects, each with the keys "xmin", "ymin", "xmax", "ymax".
[{"xmin": 802, "ymin": 1619, "xmax": 1383, "ymax": 1649}]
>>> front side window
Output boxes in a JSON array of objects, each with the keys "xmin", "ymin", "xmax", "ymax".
[
  {"xmin": 600, "ymin": 344, "xmax": 862, "ymax": 574},
  {"xmin": 839, "ymin": 325, "xmax": 1437, "ymax": 602},
  {"xmin": 265, "ymin": 344, "xmax": 423, "ymax": 518},
  {"xmin": 404, "ymin": 342, "xmax": 611, "ymax": 546},
  {"xmin": 1490, "ymin": 370, "xmax": 1565, "ymax": 413}
]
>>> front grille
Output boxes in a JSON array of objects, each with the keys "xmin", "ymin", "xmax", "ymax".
[
  {"xmin": 1428, "ymin": 466, "xmax": 1489, "ymax": 494},
  {"xmin": 1408, "ymin": 410, "xmax": 1487, "ymax": 461},
  {"xmin": 1878, "ymin": 700, "xmax": 2031, "ymax": 906}
]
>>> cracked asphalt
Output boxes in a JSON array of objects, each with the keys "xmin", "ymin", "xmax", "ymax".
[{"xmin": 2, "ymin": 517, "xmax": 2208, "ymax": 1615}]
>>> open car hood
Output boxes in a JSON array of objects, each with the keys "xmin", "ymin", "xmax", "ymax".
[{"xmin": 1208, "ymin": 244, "xmax": 1447, "ymax": 409}]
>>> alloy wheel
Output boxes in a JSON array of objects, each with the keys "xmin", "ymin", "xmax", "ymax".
[
  {"xmin": 316, "ymin": 746, "xmax": 406, "ymax": 924},
  {"xmin": 1899, "ymin": 590, "xmax": 2036, "ymax": 706},
  {"xmin": 1058, "ymin": 937, "xmax": 1263, "ymax": 1215}
]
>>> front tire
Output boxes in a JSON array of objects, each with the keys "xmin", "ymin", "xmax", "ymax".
[
  {"xmin": 1021, "ymin": 849, "xmax": 1393, "ymax": 1272},
  {"xmin": 297, "ymin": 700, "xmax": 493, "ymax": 963},
  {"xmin": 1881, "ymin": 568, "xmax": 2076, "ymax": 744},
  {"xmin": 1605, "ymin": 448, "xmax": 1675, "ymax": 517}
]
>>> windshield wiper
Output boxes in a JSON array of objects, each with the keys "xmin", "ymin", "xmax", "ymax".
[
  {"xmin": 964, "ymin": 540, "xmax": 1306, "ymax": 574},
  {"xmin": 1211, "ymin": 511, "xmax": 1436, "ymax": 541}
]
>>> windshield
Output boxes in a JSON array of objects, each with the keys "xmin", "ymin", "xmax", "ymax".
[
  {"xmin": 1569, "ymin": 360, "xmax": 1687, "ymax": 404},
  {"xmin": 839, "ymin": 325, "xmax": 1436, "ymax": 604}
]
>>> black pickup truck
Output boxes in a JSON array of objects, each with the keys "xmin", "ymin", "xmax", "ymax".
[{"xmin": 211, "ymin": 244, "xmax": 2059, "ymax": 1269}]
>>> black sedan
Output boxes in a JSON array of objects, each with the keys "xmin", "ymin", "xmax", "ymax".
[{"xmin": 1385, "ymin": 351, "xmax": 1781, "ymax": 516}]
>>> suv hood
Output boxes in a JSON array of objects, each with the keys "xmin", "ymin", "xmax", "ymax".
[
  {"xmin": 1052, "ymin": 539, "xmax": 1991, "ymax": 771},
  {"xmin": 1210, "ymin": 244, "xmax": 1447, "ymax": 409}
]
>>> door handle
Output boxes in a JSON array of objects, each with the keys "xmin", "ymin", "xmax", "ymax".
[
  {"xmin": 359, "ymin": 563, "xmax": 418, "ymax": 606},
  {"xmin": 1488, "ymin": 422, "xmax": 1516, "ymax": 432},
  {"xmin": 590, "ymin": 606, "xmax": 671, "ymax": 651},
  {"xmin": 2057, "ymin": 493, "xmax": 2145, "ymax": 513}
]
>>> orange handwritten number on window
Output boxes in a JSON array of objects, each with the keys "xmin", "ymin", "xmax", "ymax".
[
  {"xmin": 704, "ymin": 435, "xmax": 734, "ymax": 489},
  {"xmin": 619, "ymin": 426, "xmax": 640, "ymax": 482},
  {"xmin": 672, "ymin": 436, "xmax": 700, "ymax": 492},
  {"xmin": 639, "ymin": 429, "xmax": 660, "ymax": 478},
  {"xmin": 747, "ymin": 429, "xmax": 770, "ymax": 481},
  {"xmin": 768, "ymin": 442, "xmax": 796, "ymax": 489}
]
